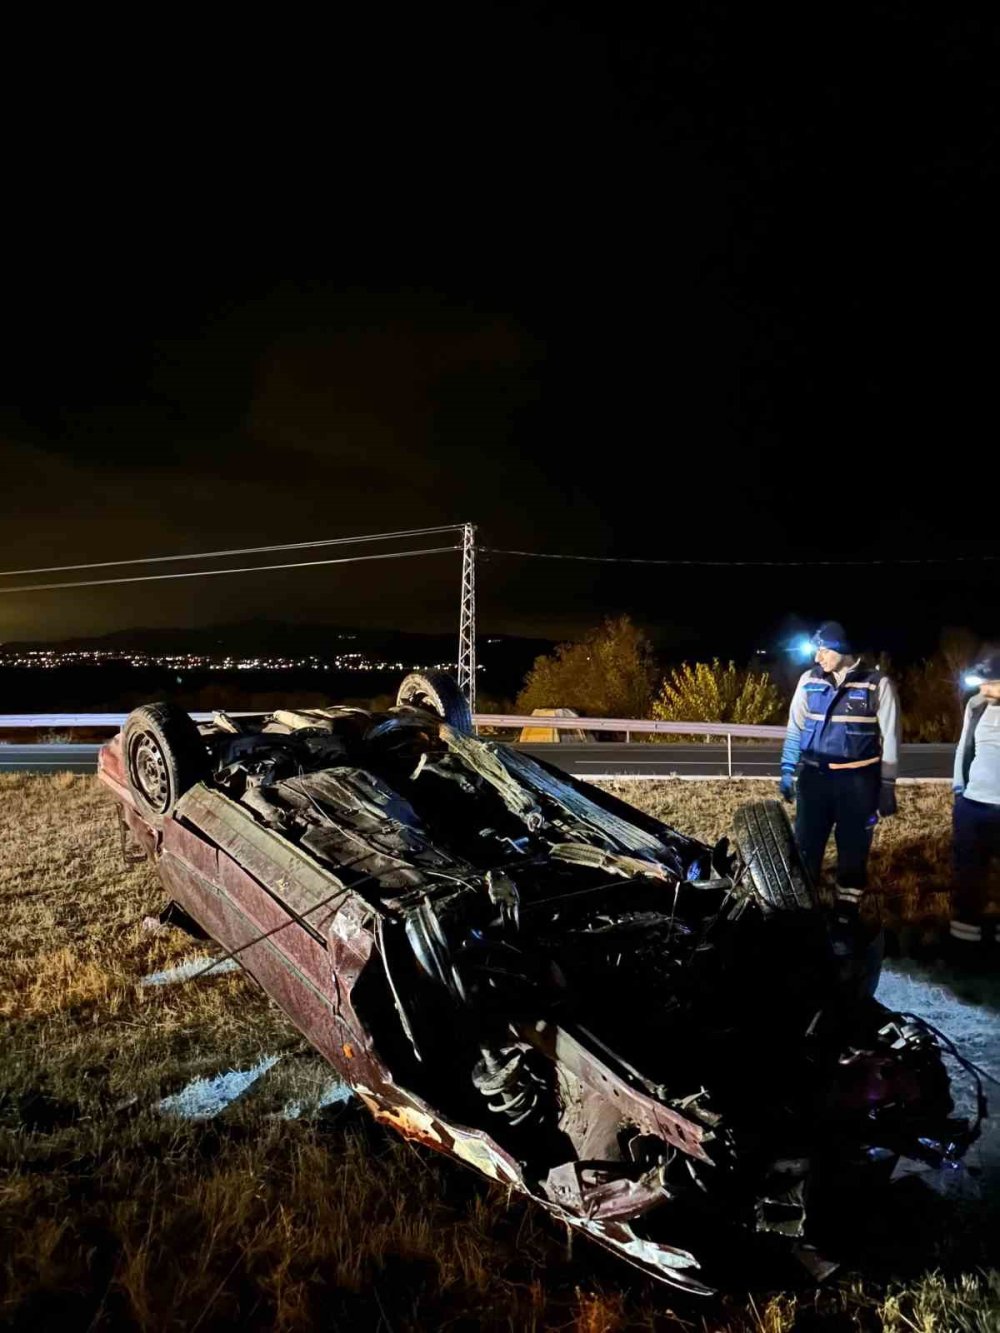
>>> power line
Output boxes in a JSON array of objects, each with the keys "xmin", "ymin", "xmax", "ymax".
[
  {"xmin": 0, "ymin": 545, "xmax": 461, "ymax": 596},
  {"xmin": 483, "ymin": 547, "xmax": 1000, "ymax": 568},
  {"xmin": 0, "ymin": 525, "xmax": 464, "ymax": 580}
]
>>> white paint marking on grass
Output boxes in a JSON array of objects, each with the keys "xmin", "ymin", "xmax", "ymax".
[
  {"xmin": 157, "ymin": 1055, "xmax": 281, "ymax": 1120},
  {"xmin": 141, "ymin": 956, "xmax": 241, "ymax": 987},
  {"xmin": 278, "ymin": 1076, "xmax": 354, "ymax": 1120}
]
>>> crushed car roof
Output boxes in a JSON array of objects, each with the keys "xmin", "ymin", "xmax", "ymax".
[{"xmin": 98, "ymin": 676, "xmax": 983, "ymax": 1292}]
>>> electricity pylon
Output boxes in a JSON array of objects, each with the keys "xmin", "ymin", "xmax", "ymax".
[{"xmin": 457, "ymin": 523, "xmax": 476, "ymax": 713}]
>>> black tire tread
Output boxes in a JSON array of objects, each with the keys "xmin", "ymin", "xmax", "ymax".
[
  {"xmin": 732, "ymin": 799, "xmax": 817, "ymax": 913},
  {"xmin": 395, "ymin": 671, "xmax": 473, "ymax": 734}
]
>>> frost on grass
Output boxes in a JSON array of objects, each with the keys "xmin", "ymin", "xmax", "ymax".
[
  {"xmin": 157, "ymin": 1055, "xmax": 281, "ymax": 1120},
  {"xmin": 278, "ymin": 1076, "xmax": 355, "ymax": 1120},
  {"xmin": 878, "ymin": 961, "xmax": 1000, "ymax": 1201},
  {"xmin": 141, "ymin": 955, "xmax": 241, "ymax": 987}
]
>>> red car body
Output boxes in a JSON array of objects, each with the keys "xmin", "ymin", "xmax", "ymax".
[{"xmin": 97, "ymin": 688, "xmax": 977, "ymax": 1293}]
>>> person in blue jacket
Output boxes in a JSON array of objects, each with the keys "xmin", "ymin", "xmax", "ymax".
[
  {"xmin": 780, "ymin": 622, "xmax": 900, "ymax": 923},
  {"xmin": 949, "ymin": 650, "xmax": 1000, "ymax": 958}
]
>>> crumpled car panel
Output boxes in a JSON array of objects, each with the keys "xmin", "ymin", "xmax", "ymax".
[{"xmin": 98, "ymin": 691, "xmax": 982, "ymax": 1293}]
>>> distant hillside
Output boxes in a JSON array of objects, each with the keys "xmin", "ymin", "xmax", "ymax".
[
  {"xmin": 0, "ymin": 621, "xmax": 555, "ymax": 700},
  {"xmin": 4, "ymin": 620, "xmax": 437, "ymax": 656}
]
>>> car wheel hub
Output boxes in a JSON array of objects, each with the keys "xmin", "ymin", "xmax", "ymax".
[{"xmin": 132, "ymin": 734, "xmax": 169, "ymax": 811}]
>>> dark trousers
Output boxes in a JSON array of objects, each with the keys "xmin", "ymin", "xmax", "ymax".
[
  {"xmin": 953, "ymin": 794, "xmax": 1000, "ymax": 923},
  {"xmin": 795, "ymin": 763, "xmax": 880, "ymax": 890}
]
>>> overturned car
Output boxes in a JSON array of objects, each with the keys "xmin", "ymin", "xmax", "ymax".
[{"xmin": 98, "ymin": 673, "xmax": 980, "ymax": 1293}]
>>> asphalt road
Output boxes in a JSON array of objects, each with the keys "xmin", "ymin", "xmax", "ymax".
[
  {"xmin": 0, "ymin": 741, "xmax": 955, "ymax": 778},
  {"xmin": 519, "ymin": 742, "xmax": 956, "ymax": 779},
  {"xmin": 0, "ymin": 743, "xmax": 104, "ymax": 773}
]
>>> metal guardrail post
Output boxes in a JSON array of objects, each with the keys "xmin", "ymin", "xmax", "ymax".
[{"xmin": 727, "ymin": 732, "xmax": 732, "ymax": 778}]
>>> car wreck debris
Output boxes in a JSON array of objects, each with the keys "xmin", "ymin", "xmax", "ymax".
[{"xmin": 99, "ymin": 672, "xmax": 983, "ymax": 1294}]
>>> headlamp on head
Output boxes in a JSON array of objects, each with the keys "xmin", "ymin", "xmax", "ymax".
[
  {"xmin": 808, "ymin": 621, "xmax": 852, "ymax": 655},
  {"xmin": 964, "ymin": 651, "xmax": 1000, "ymax": 690}
]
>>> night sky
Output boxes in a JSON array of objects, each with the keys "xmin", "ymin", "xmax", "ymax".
[{"xmin": 2, "ymin": 6, "xmax": 996, "ymax": 664}]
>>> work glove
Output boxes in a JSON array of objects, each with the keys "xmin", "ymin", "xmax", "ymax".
[
  {"xmin": 877, "ymin": 782, "xmax": 897, "ymax": 818},
  {"xmin": 779, "ymin": 767, "xmax": 796, "ymax": 804}
]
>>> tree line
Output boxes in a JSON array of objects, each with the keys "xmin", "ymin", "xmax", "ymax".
[{"xmin": 507, "ymin": 616, "xmax": 977, "ymax": 742}]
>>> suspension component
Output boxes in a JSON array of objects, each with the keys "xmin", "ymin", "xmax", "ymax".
[{"xmin": 472, "ymin": 1044, "xmax": 547, "ymax": 1127}]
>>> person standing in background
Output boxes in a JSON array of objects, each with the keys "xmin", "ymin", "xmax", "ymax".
[
  {"xmin": 780, "ymin": 622, "xmax": 900, "ymax": 925},
  {"xmin": 949, "ymin": 651, "xmax": 1000, "ymax": 961}
]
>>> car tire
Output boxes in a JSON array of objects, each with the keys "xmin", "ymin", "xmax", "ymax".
[
  {"xmin": 395, "ymin": 671, "xmax": 473, "ymax": 734},
  {"xmin": 732, "ymin": 799, "xmax": 817, "ymax": 913},
  {"xmin": 123, "ymin": 703, "xmax": 209, "ymax": 826}
]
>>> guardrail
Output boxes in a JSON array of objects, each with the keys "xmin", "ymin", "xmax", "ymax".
[
  {"xmin": 475, "ymin": 714, "xmax": 784, "ymax": 740},
  {"xmin": 0, "ymin": 713, "xmax": 256, "ymax": 727},
  {"xmin": 1, "ymin": 711, "xmax": 785, "ymax": 739},
  {"xmin": 477, "ymin": 715, "xmax": 784, "ymax": 778},
  {"xmin": 0, "ymin": 711, "xmax": 785, "ymax": 779}
]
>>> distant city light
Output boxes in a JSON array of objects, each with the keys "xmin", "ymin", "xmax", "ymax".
[{"xmin": 0, "ymin": 648, "xmax": 466, "ymax": 674}]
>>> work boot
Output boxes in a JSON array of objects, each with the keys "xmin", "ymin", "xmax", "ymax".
[
  {"xmin": 830, "ymin": 886, "xmax": 865, "ymax": 946},
  {"xmin": 828, "ymin": 896, "xmax": 883, "ymax": 1002},
  {"xmin": 943, "ymin": 919, "xmax": 991, "ymax": 970},
  {"xmin": 833, "ymin": 884, "xmax": 865, "ymax": 917}
]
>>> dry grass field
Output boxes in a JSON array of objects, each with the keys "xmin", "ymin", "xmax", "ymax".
[
  {"xmin": 1, "ymin": 773, "xmax": 997, "ymax": 1331},
  {"xmin": 600, "ymin": 780, "xmax": 966, "ymax": 948}
]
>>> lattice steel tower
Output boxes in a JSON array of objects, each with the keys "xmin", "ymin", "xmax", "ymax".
[{"xmin": 457, "ymin": 522, "xmax": 477, "ymax": 713}]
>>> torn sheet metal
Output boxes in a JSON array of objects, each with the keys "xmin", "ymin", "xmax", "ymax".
[{"xmin": 97, "ymin": 677, "xmax": 983, "ymax": 1293}]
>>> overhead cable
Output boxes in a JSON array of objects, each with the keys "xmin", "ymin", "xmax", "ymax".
[
  {"xmin": 0, "ymin": 525, "xmax": 464, "ymax": 580},
  {"xmin": 0, "ymin": 546, "xmax": 461, "ymax": 596},
  {"xmin": 483, "ymin": 547, "xmax": 1000, "ymax": 568}
]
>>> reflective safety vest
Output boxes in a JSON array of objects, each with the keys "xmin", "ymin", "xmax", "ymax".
[{"xmin": 800, "ymin": 664, "xmax": 882, "ymax": 768}]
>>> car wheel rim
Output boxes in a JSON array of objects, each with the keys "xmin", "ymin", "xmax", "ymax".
[
  {"xmin": 406, "ymin": 688, "xmax": 439, "ymax": 717},
  {"xmin": 131, "ymin": 733, "xmax": 170, "ymax": 812}
]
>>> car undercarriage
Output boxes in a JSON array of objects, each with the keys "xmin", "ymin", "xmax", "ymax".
[{"xmin": 98, "ymin": 672, "xmax": 983, "ymax": 1294}]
